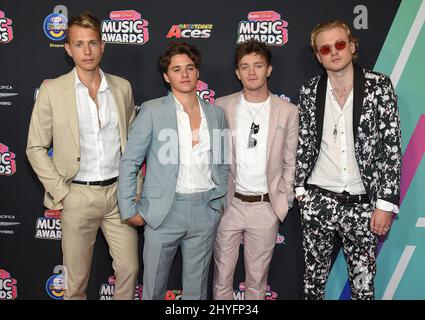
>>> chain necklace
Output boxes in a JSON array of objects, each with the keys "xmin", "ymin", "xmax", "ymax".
[
  {"xmin": 240, "ymin": 93, "xmax": 269, "ymax": 148},
  {"xmin": 330, "ymin": 103, "xmax": 343, "ymax": 142},
  {"xmin": 332, "ymin": 86, "xmax": 352, "ymax": 108},
  {"xmin": 243, "ymin": 95, "xmax": 269, "ymax": 124},
  {"xmin": 329, "ymin": 82, "xmax": 352, "ymax": 142}
]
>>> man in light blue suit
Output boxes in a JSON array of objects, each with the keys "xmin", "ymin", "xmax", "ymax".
[{"xmin": 118, "ymin": 42, "xmax": 229, "ymax": 300}]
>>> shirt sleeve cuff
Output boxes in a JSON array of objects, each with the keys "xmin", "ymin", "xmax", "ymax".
[
  {"xmin": 376, "ymin": 199, "xmax": 399, "ymax": 214},
  {"xmin": 295, "ymin": 187, "xmax": 306, "ymax": 198}
]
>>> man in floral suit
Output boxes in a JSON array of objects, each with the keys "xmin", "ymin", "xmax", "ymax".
[{"xmin": 295, "ymin": 20, "xmax": 402, "ymax": 300}]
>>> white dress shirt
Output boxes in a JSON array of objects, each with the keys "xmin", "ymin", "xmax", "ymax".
[
  {"xmin": 308, "ymin": 79, "xmax": 365, "ymax": 194},
  {"xmin": 73, "ymin": 68, "xmax": 121, "ymax": 182},
  {"xmin": 296, "ymin": 79, "xmax": 398, "ymax": 212},
  {"xmin": 235, "ymin": 94, "xmax": 270, "ymax": 195},
  {"xmin": 174, "ymin": 95, "xmax": 215, "ymax": 194}
]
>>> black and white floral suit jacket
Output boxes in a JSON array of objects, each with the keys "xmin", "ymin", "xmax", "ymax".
[{"xmin": 295, "ymin": 64, "xmax": 402, "ymax": 207}]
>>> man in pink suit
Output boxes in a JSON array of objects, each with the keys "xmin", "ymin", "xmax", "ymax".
[{"xmin": 213, "ymin": 40, "xmax": 299, "ymax": 300}]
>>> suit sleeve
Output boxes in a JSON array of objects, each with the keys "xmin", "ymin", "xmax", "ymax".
[
  {"xmin": 26, "ymin": 83, "xmax": 69, "ymax": 206},
  {"xmin": 118, "ymin": 103, "xmax": 153, "ymax": 220},
  {"xmin": 294, "ymin": 84, "xmax": 313, "ymax": 189},
  {"xmin": 127, "ymin": 83, "xmax": 137, "ymax": 127},
  {"xmin": 218, "ymin": 107, "xmax": 230, "ymax": 210},
  {"xmin": 124, "ymin": 82, "xmax": 144, "ymax": 196},
  {"xmin": 376, "ymin": 76, "xmax": 402, "ymax": 206},
  {"xmin": 282, "ymin": 106, "xmax": 299, "ymax": 207}
]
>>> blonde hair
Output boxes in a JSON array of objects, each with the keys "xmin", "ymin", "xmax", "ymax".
[
  {"xmin": 66, "ymin": 11, "xmax": 101, "ymax": 43},
  {"xmin": 310, "ymin": 20, "xmax": 358, "ymax": 60}
]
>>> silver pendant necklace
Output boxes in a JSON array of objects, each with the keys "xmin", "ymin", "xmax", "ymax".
[
  {"xmin": 330, "ymin": 102, "xmax": 343, "ymax": 143},
  {"xmin": 329, "ymin": 80, "xmax": 352, "ymax": 142},
  {"xmin": 242, "ymin": 94, "xmax": 269, "ymax": 148}
]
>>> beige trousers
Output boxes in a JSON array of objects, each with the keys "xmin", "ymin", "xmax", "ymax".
[
  {"xmin": 213, "ymin": 197, "xmax": 279, "ymax": 300},
  {"xmin": 61, "ymin": 182, "xmax": 139, "ymax": 300}
]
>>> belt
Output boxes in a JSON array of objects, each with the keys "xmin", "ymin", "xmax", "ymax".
[
  {"xmin": 308, "ymin": 185, "xmax": 370, "ymax": 205},
  {"xmin": 72, "ymin": 177, "xmax": 118, "ymax": 187},
  {"xmin": 234, "ymin": 192, "xmax": 270, "ymax": 202}
]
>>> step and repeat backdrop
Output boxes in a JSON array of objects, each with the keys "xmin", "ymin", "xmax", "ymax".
[{"xmin": 1, "ymin": 0, "xmax": 424, "ymax": 300}]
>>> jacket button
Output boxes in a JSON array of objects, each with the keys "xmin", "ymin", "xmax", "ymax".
[{"xmin": 77, "ymin": 157, "xmax": 80, "ymax": 162}]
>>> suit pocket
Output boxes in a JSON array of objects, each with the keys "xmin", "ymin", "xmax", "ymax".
[
  {"xmin": 275, "ymin": 125, "xmax": 288, "ymax": 137},
  {"xmin": 276, "ymin": 124, "xmax": 285, "ymax": 129},
  {"xmin": 137, "ymin": 198, "xmax": 150, "ymax": 218},
  {"xmin": 141, "ymin": 186, "xmax": 163, "ymax": 198},
  {"xmin": 61, "ymin": 184, "xmax": 76, "ymax": 210}
]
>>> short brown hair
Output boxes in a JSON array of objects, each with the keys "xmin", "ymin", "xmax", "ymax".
[
  {"xmin": 159, "ymin": 42, "xmax": 202, "ymax": 73},
  {"xmin": 310, "ymin": 20, "xmax": 359, "ymax": 60},
  {"xmin": 66, "ymin": 11, "xmax": 102, "ymax": 43},
  {"xmin": 235, "ymin": 39, "xmax": 272, "ymax": 68}
]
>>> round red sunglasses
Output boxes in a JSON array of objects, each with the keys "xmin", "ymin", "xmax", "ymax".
[{"xmin": 318, "ymin": 40, "xmax": 349, "ymax": 55}]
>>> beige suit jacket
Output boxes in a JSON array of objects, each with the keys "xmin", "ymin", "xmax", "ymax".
[
  {"xmin": 216, "ymin": 91, "xmax": 299, "ymax": 222},
  {"xmin": 27, "ymin": 70, "xmax": 136, "ymax": 210}
]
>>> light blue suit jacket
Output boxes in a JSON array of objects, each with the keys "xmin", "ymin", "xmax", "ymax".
[{"xmin": 118, "ymin": 93, "xmax": 229, "ymax": 229}]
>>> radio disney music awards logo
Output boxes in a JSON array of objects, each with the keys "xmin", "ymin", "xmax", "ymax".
[
  {"xmin": 43, "ymin": 5, "xmax": 68, "ymax": 47},
  {"xmin": 234, "ymin": 282, "xmax": 277, "ymax": 300},
  {"xmin": 45, "ymin": 265, "xmax": 66, "ymax": 300},
  {"xmin": 35, "ymin": 209, "xmax": 61, "ymax": 240},
  {"xmin": 99, "ymin": 275, "xmax": 142, "ymax": 300},
  {"xmin": 275, "ymin": 232, "xmax": 285, "ymax": 245},
  {"xmin": 0, "ymin": 269, "xmax": 18, "ymax": 300},
  {"xmin": 102, "ymin": 10, "xmax": 149, "ymax": 45},
  {"xmin": 165, "ymin": 289, "xmax": 183, "ymax": 300},
  {"xmin": 196, "ymin": 80, "xmax": 215, "ymax": 104},
  {"xmin": 0, "ymin": 213, "xmax": 20, "ymax": 235},
  {"xmin": 0, "ymin": 143, "xmax": 16, "ymax": 176},
  {"xmin": 0, "ymin": 84, "xmax": 18, "ymax": 107},
  {"xmin": 166, "ymin": 24, "xmax": 213, "ymax": 39},
  {"xmin": 0, "ymin": 10, "xmax": 13, "ymax": 44},
  {"xmin": 237, "ymin": 10, "xmax": 288, "ymax": 46}
]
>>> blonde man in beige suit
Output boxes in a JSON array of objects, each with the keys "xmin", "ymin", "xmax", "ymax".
[
  {"xmin": 26, "ymin": 11, "xmax": 138, "ymax": 300},
  {"xmin": 213, "ymin": 40, "xmax": 299, "ymax": 300}
]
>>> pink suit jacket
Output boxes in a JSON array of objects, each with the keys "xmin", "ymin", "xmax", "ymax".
[{"xmin": 215, "ymin": 91, "xmax": 299, "ymax": 222}]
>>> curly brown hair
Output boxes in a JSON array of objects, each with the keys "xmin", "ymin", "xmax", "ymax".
[{"xmin": 159, "ymin": 42, "xmax": 202, "ymax": 73}]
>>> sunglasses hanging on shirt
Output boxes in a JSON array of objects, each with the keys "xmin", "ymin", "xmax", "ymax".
[
  {"xmin": 240, "ymin": 92, "xmax": 268, "ymax": 149},
  {"xmin": 247, "ymin": 122, "xmax": 260, "ymax": 148}
]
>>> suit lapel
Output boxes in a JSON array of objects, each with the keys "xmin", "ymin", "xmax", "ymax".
[
  {"xmin": 63, "ymin": 71, "xmax": 80, "ymax": 152},
  {"xmin": 200, "ymin": 98, "xmax": 218, "ymax": 165},
  {"xmin": 228, "ymin": 93, "xmax": 240, "ymax": 175},
  {"xmin": 227, "ymin": 94, "xmax": 238, "ymax": 136},
  {"xmin": 267, "ymin": 94, "xmax": 280, "ymax": 163},
  {"xmin": 315, "ymin": 74, "xmax": 327, "ymax": 151},
  {"xmin": 107, "ymin": 75, "xmax": 127, "ymax": 152},
  {"xmin": 353, "ymin": 64, "xmax": 365, "ymax": 141},
  {"xmin": 163, "ymin": 93, "xmax": 179, "ymax": 160},
  {"xmin": 200, "ymin": 98, "xmax": 221, "ymax": 184}
]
